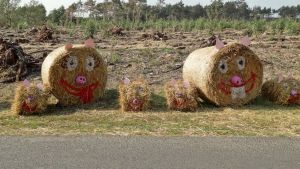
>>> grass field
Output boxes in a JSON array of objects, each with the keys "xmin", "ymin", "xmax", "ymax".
[
  {"xmin": 0, "ymin": 89, "xmax": 300, "ymax": 136},
  {"xmin": 0, "ymin": 24, "xmax": 300, "ymax": 136}
]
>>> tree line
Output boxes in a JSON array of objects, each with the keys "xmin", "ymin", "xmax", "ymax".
[{"xmin": 0, "ymin": 0, "xmax": 300, "ymax": 28}]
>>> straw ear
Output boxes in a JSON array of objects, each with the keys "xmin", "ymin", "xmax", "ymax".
[
  {"xmin": 65, "ymin": 43, "xmax": 73, "ymax": 51},
  {"xmin": 183, "ymin": 80, "xmax": 190, "ymax": 88},
  {"xmin": 23, "ymin": 79, "xmax": 30, "ymax": 87},
  {"xmin": 277, "ymin": 74, "xmax": 284, "ymax": 83},
  {"xmin": 85, "ymin": 38, "xmax": 95, "ymax": 48},
  {"xmin": 287, "ymin": 73, "xmax": 293, "ymax": 80},
  {"xmin": 123, "ymin": 77, "xmax": 130, "ymax": 85},
  {"xmin": 240, "ymin": 36, "xmax": 251, "ymax": 46},
  {"xmin": 215, "ymin": 37, "xmax": 225, "ymax": 50},
  {"xmin": 36, "ymin": 83, "xmax": 45, "ymax": 91},
  {"xmin": 171, "ymin": 79, "xmax": 177, "ymax": 86}
]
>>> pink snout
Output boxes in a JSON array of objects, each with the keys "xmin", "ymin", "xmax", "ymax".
[
  {"xmin": 291, "ymin": 90, "xmax": 298, "ymax": 97},
  {"xmin": 75, "ymin": 75, "xmax": 87, "ymax": 85},
  {"xmin": 231, "ymin": 75, "xmax": 244, "ymax": 86},
  {"xmin": 132, "ymin": 99, "xmax": 140, "ymax": 105}
]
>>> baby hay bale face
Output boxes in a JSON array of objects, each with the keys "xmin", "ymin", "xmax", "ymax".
[
  {"xmin": 183, "ymin": 37, "xmax": 263, "ymax": 106},
  {"xmin": 119, "ymin": 78, "xmax": 150, "ymax": 112},
  {"xmin": 212, "ymin": 43, "xmax": 262, "ymax": 105},
  {"xmin": 42, "ymin": 39, "xmax": 107, "ymax": 106},
  {"xmin": 164, "ymin": 79, "xmax": 198, "ymax": 112},
  {"xmin": 262, "ymin": 76, "xmax": 300, "ymax": 105},
  {"xmin": 11, "ymin": 80, "xmax": 50, "ymax": 116}
]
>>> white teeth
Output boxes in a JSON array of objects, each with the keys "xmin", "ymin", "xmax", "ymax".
[{"xmin": 231, "ymin": 86, "xmax": 246, "ymax": 99}]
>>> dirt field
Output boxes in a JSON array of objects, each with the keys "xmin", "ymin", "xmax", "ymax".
[{"xmin": 0, "ymin": 27, "xmax": 299, "ymax": 136}]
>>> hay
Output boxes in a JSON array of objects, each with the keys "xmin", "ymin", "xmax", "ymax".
[
  {"xmin": 262, "ymin": 78, "xmax": 300, "ymax": 105},
  {"xmin": 41, "ymin": 43, "xmax": 107, "ymax": 106},
  {"xmin": 11, "ymin": 81, "xmax": 50, "ymax": 116},
  {"xmin": 183, "ymin": 43, "xmax": 263, "ymax": 106},
  {"xmin": 119, "ymin": 78, "xmax": 150, "ymax": 112},
  {"xmin": 164, "ymin": 79, "xmax": 198, "ymax": 112}
]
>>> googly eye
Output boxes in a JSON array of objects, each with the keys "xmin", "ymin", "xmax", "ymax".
[
  {"xmin": 66, "ymin": 56, "xmax": 78, "ymax": 71},
  {"xmin": 218, "ymin": 59, "xmax": 228, "ymax": 74},
  {"xmin": 236, "ymin": 56, "xmax": 246, "ymax": 70},
  {"xmin": 86, "ymin": 56, "xmax": 95, "ymax": 72}
]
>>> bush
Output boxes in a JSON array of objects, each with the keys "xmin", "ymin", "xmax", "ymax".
[{"xmin": 84, "ymin": 19, "xmax": 98, "ymax": 38}]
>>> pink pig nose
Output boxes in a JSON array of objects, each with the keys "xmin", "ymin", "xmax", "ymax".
[
  {"xmin": 291, "ymin": 90, "xmax": 298, "ymax": 97},
  {"xmin": 75, "ymin": 75, "xmax": 87, "ymax": 85},
  {"xmin": 133, "ymin": 99, "xmax": 140, "ymax": 105},
  {"xmin": 231, "ymin": 75, "xmax": 243, "ymax": 86}
]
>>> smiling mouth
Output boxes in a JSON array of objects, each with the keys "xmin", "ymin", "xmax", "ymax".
[
  {"xmin": 22, "ymin": 102, "xmax": 37, "ymax": 112},
  {"xmin": 59, "ymin": 78, "xmax": 99, "ymax": 104},
  {"xmin": 288, "ymin": 94, "xmax": 299, "ymax": 104},
  {"xmin": 130, "ymin": 98, "xmax": 144, "ymax": 111},
  {"xmin": 218, "ymin": 72, "xmax": 257, "ymax": 99}
]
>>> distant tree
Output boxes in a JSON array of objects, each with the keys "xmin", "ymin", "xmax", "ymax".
[
  {"xmin": 0, "ymin": 0, "xmax": 21, "ymax": 26},
  {"xmin": 48, "ymin": 6, "xmax": 65, "ymax": 25},
  {"xmin": 206, "ymin": 0, "xmax": 224, "ymax": 20}
]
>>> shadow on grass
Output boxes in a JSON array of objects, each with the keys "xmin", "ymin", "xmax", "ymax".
[
  {"xmin": 33, "ymin": 91, "xmax": 300, "ymax": 116},
  {"xmin": 0, "ymin": 101, "xmax": 10, "ymax": 112}
]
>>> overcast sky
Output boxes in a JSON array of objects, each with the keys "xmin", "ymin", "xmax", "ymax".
[{"xmin": 21, "ymin": 0, "xmax": 300, "ymax": 13}]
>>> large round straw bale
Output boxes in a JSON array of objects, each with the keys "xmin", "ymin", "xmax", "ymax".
[
  {"xmin": 183, "ymin": 43, "xmax": 263, "ymax": 106},
  {"xmin": 42, "ymin": 43, "xmax": 107, "ymax": 106},
  {"xmin": 262, "ymin": 77, "xmax": 300, "ymax": 105}
]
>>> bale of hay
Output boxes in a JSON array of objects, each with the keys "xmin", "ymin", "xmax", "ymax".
[
  {"xmin": 262, "ymin": 76, "xmax": 300, "ymax": 105},
  {"xmin": 11, "ymin": 79, "xmax": 50, "ymax": 116},
  {"xmin": 183, "ymin": 38, "xmax": 263, "ymax": 106},
  {"xmin": 41, "ymin": 39, "xmax": 107, "ymax": 106},
  {"xmin": 119, "ymin": 78, "xmax": 150, "ymax": 112},
  {"xmin": 164, "ymin": 79, "xmax": 198, "ymax": 112}
]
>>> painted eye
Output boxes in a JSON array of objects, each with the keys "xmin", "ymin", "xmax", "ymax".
[
  {"xmin": 283, "ymin": 83, "xmax": 289, "ymax": 91},
  {"xmin": 218, "ymin": 59, "xmax": 228, "ymax": 74},
  {"xmin": 86, "ymin": 56, "xmax": 95, "ymax": 72},
  {"xmin": 236, "ymin": 56, "xmax": 246, "ymax": 70},
  {"xmin": 66, "ymin": 56, "xmax": 78, "ymax": 71}
]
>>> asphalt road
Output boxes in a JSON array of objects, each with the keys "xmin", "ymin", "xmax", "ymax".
[{"xmin": 0, "ymin": 136, "xmax": 299, "ymax": 169}]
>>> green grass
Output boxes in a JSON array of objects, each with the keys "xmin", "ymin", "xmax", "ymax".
[
  {"xmin": 78, "ymin": 19, "xmax": 299, "ymax": 35},
  {"xmin": 0, "ymin": 90, "xmax": 299, "ymax": 136}
]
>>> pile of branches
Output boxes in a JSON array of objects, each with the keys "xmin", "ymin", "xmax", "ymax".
[
  {"xmin": 142, "ymin": 31, "xmax": 168, "ymax": 41},
  {"xmin": 109, "ymin": 26, "xmax": 125, "ymax": 36},
  {"xmin": 36, "ymin": 25, "xmax": 54, "ymax": 42},
  {"xmin": 198, "ymin": 35, "xmax": 227, "ymax": 48},
  {"xmin": 0, "ymin": 38, "xmax": 40, "ymax": 83}
]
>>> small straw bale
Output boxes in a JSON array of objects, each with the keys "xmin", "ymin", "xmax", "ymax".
[
  {"xmin": 119, "ymin": 78, "xmax": 150, "ymax": 112},
  {"xmin": 262, "ymin": 76, "xmax": 300, "ymax": 105},
  {"xmin": 164, "ymin": 79, "xmax": 198, "ymax": 112},
  {"xmin": 183, "ymin": 39, "xmax": 263, "ymax": 106},
  {"xmin": 11, "ymin": 80, "xmax": 50, "ymax": 116},
  {"xmin": 41, "ymin": 39, "xmax": 107, "ymax": 106}
]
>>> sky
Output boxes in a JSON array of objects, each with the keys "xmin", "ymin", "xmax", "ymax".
[{"xmin": 21, "ymin": 0, "xmax": 300, "ymax": 13}]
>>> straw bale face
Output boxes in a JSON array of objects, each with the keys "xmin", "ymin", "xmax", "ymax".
[
  {"xmin": 210, "ymin": 43, "xmax": 263, "ymax": 105},
  {"xmin": 119, "ymin": 78, "xmax": 150, "ymax": 112},
  {"xmin": 164, "ymin": 79, "xmax": 198, "ymax": 112},
  {"xmin": 262, "ymin": 77, "xmax": 300, "ymax": 105},
  {"xmin": 11, "ymin": 80, "xmax": 50, "ymax": 116},
  {"xmin": 42, "ymin": 40, "xmax": 107, "ymax": 106},
  {"xmin": 183, "ymin": 40, "xmax": 263, "ymax": 106}
]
